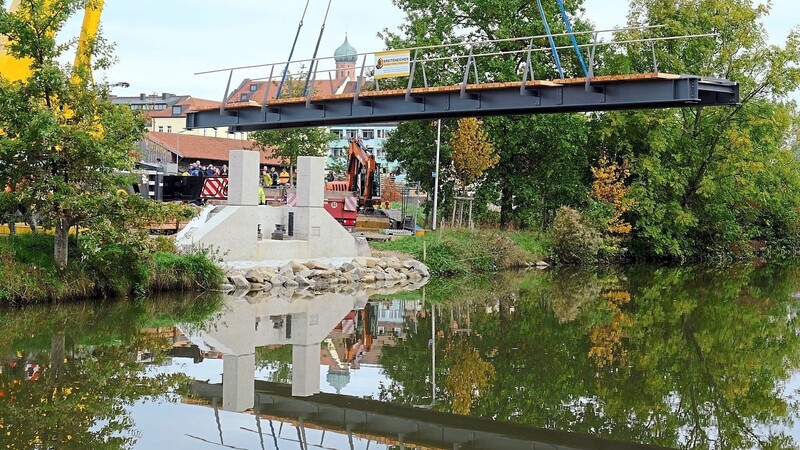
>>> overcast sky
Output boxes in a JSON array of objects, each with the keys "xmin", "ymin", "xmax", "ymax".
[{"xmin": 49, "ymin": 0, "xmax": 799, "ymax": 100}]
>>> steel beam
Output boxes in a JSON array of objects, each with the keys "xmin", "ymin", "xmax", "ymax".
[{"xmin": 186, "ymin": 75, "xmax": 738, "ymax": 132}]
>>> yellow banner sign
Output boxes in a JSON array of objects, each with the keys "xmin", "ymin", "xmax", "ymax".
[{"xmin": 374, "ymin": 50, "xmax": 411, "ymax": 79}]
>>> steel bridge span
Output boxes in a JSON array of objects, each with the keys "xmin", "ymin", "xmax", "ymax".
[
  {"xmin": 191, "ymin": 380, "xmax": 669, "ymax": 450},
  {"xmin": 186, "ymin": 73, "xmax": 739, "ymax": 132}
]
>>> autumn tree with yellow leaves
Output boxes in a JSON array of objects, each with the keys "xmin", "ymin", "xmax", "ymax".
[
  {"xmin": 450, "ymin": 118, "xmax": 499, "ymax": 190},
  {"xmin": 591, "ymin": 156, "xmax": 633, "ymax": 236}
]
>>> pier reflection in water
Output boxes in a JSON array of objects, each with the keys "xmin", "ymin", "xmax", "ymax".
[{"xmin": 183, "ymin": 287, "xmax": 665, "ymax": 449}]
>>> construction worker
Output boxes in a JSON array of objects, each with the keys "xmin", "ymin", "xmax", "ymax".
[
  {"xmin": 262, "ymin": 167, "xmax": 271, "ymax": 187},
  {"xmin": 278, "ymin": 168, "xmax": 290, "ymax": 186}
]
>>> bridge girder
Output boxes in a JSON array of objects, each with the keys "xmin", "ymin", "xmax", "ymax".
[{"xmin": 186, "ymin": 74, "xmax": 738, "ymax": 132}]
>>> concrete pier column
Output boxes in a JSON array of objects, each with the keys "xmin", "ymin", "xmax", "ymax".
[
  {"xmin": 294, "ymin": 156, "xmax": 326, "ymax": 240},
  {"xmin": 228, "ymin": 150, "xmax": 260, "ymax": 206},
  {"xmin": 292, "ymin": 343, "xmax": 321, "ymax": 397},
  {"xmin": 222, "ymin": 353, "xmax": 255, "ymax": 411}
]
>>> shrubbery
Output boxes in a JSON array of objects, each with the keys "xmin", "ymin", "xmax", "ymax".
[
  {"xmin": 0, "ymin": 233, "xmax": 223, "ymax": 305},
  {"xmin": 550, "ymin": 206, "xmax": 603, "ymax": 265}
]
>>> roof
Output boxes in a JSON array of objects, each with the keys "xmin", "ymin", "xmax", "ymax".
[
  {"xmin": 226, "ymin": 78, "xmax": 358, "ymax": 106},
  {"xmin": 111, "ymin": 93, "xmax": 220, "ymax": 118},
  {"xmin": 148, "ymin": 97, "xmax": 221, "ymax": 118},
  {"xmin": 145, "ymin": 132, "xmax": 281, "ymax": 165},
  {"xmin": 334, "ymin": 36, "xmax": 358, "ymax": 63}
]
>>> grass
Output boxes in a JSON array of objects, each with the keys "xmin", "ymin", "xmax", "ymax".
[
  {"xmin": 372, "ymin": 228, "xmax": 549, "ymax": 276},
  {"xmin": 0, "ymin": 234, "xmax": 224, "ymax": 305}
]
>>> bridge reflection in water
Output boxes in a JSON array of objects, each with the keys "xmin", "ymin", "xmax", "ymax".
[{"xmin": 180, "ymin": 289, "xmax": 668, "ymax": 450}]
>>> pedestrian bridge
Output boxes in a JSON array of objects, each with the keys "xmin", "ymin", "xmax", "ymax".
[
  {"xmin": 186, "ymin": 73, "xmax": 739, "ymax": 132},
  {"xmin": 186, "ymin": 24, "xmax": 738, "ymax": 133}
]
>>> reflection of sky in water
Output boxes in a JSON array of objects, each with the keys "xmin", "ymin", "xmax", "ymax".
[
  {"xmin": 151, "ymin": 356, "xmax": 390, "ymax": 398},
  {"xmin": 130, "ymin": 355, "xmax": 392, "ymax": 448}
]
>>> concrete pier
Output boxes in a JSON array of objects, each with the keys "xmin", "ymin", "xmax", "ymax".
[{"xmin": 176, "ymin": 151, "xmax": 366, "ymax": 262}]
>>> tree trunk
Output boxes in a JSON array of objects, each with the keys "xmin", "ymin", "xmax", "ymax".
[
  {"xmin": 54, "ymin": 218, "xmax": 69, "ymax": 266},
  {"xmin": 499, "ymin": 184, "xmax": 513, "ymax": 230},
  {"xmin": 50, "ymin": 332, "xmax": 66, "ymax": 381}
]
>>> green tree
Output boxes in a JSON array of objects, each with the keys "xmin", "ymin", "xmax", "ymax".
[
  {"xmin": 250, "ymin": 72, "xmax": 335, "ymax": 183},
  {"xmin": 381, "ymin": 0, "xmax": 595, "ymax": 229},
  {"xmin": 594, "ymin": 0, "xmax": 800, "ymax": 259},
  {"xmin": 0, "ymin": 0, "xmax": 161, "ymax": 266},
  {"xmin": 250, "ymin": 127, "xmax": 334, "ymax": 184},
  {"xmin": 383, "ymin": 119, "xmax": 457, "ymax": 225}
]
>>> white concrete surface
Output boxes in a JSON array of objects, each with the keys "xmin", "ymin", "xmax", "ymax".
[
  {"xmin": 296, "ymin": 156, "xmax": 325, "ymax": 208},
  {"xmin": 176, "ymin": 152, "xmax": 364, "ymax": 262},
  {"xmin": 228, "ymin": 150, "xmax": 260, "ymax": 206}
]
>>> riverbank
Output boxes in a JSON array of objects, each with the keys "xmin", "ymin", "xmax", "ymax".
[
  {"xmin": 0, "ymin": 234, "xmax": 224, "ymax": 305},
  {"xmin": 371, "ymin": 229, "xmax": 550, "ymax": 276}
]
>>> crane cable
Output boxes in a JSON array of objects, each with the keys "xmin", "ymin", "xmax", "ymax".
[
  {"xmin": 302, "ymin": 0, "xmax": 333, "ymax": 98},
  {"xmin": 275, "ymin": 0, "xmax": 311, "ymax": 99}
]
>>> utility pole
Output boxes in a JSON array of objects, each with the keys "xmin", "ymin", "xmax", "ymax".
[{"xmin": 432, "ymin": 119, "xmax": 441, "ymax": 230}]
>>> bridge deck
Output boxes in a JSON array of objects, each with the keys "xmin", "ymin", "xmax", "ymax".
[
  {"xmin": 186, "ymin": 73, "xmax": 737, "ymax": 131},
  {"xmin": 192, "ymin": 380, "xmax": 670, "ymax": 450}
]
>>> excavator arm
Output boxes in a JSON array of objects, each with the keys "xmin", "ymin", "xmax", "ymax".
[{"xmin": 343, "ymin": 138, "xmax": 379, "ymax": 207}]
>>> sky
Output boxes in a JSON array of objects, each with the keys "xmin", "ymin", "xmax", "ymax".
[{"xmin": 48, "ymin": 0, "xmax": 799, "ymax": 101}]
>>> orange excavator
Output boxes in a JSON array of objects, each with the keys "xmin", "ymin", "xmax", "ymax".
[
  {"xmin": 324, "ymin": 138, "xmax": 384, "ymax": 229},
  {"xmin": 326, "ymin": 138, "xmax": 381, "ymax": 210}
]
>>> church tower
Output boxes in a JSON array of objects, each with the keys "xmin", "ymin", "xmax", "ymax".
[{"xmin": 333, "ymin": 35, "xmax": 358, "ymax": 86}]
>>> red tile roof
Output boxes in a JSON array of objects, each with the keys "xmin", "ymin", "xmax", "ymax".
[
  {"xmin": 226, "ymin": 78, "xmax": 358, "ymax": 106},
  {"xmin": 146, "ymin": 132, "xmax": 281, "ymax": 165}
]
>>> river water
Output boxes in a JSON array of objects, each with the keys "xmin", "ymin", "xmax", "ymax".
[{"xmin": 1, "ymin": 263, "xmax": 799, "ymax": 449}]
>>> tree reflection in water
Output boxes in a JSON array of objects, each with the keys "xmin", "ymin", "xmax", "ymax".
[
  {"xmin": 378, "ymin": 265, "xmax": 800, "ymax": 449},
  {"xmin": 0, "ymin": 293, "xmax": 222, "ymax": 449}
]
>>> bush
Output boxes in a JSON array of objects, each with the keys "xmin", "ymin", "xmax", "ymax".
[
  {"xmin": 151, "ymin": 250, "xmax": 224, "ymax": 292},
  {"xmin": 372, "ymin": 229, "xmax": 544, "ymax": 275},
  {"xmin": 550, "ymin": 206, "xmax": 602, "ymax": 265}
]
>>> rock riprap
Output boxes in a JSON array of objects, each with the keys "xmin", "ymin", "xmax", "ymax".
[{"xmin": 220, "ymin": 257, "xmax": 430, "ymax": 293}]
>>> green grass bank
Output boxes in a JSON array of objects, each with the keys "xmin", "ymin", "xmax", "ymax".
[
  {"xmin": 0, "ymin": 234, "xmax": 224, "ymax": 305},
  {"xmin": 371, "ymin": 229, "xmax": 549, "ymax": 276}
]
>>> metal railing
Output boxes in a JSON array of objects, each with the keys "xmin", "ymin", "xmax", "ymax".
[{"xmin": 194, "ymin": 25, "xmax": 720, "ymax": 113}]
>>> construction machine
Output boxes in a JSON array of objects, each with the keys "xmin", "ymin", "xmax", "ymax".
[
  {"xmin": 325, "ymin": 139, "xmax": 399, "ymax": 231},
  {"xmin": 1, "ymin": 0, "xmax": 104, "ymax": 82}
]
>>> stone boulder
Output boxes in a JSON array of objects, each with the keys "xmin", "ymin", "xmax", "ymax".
[{"xmin": 230, "ymin": 275, "xmax": 251, "ymax": 290}]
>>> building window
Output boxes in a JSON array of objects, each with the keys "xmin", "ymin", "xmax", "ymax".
[
  {"xmin": 377, "ymin": 129, "xmax": 387, "ymax": 138},
  {"xmin": 249, "ymin": 84, "xmax": 258, "ymax": 92},
  {"xmin": 346, "ymin": 129, "xmax": 358, "ymax": 139},
  {"xmin": 167, "ymin": 126, "xmax": 172, "ymax": 133},
  {"xmin": 362, "ymin": 130, "xmax": 375, "ymax": 140},
  {"xmin": 240, "ymin": 93, "xmax": 249, "ymax": 101},
  {"xmin": 331, "ymin": 129, "xmax": 343, "ymax": 139},
  {"xmin": 157, "ymin": 126, "xmax": 164, "ymax": 132},
  {"xmin": 172, "ymin": 105, "xmax": 182, "ymax": 115}
]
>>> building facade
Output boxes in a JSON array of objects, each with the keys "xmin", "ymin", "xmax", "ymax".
[{"xmin": 110, "ymin": 93, "xmax": 249, "ymax": 140}]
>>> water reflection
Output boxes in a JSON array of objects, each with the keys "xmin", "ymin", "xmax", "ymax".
[
  {"xmin": 1, "ymin": 264, "xmax": 800, "ymax": 449},
  {"xmin": 0, "ymin": 293, "xmax": 222, "ymax": 449}
]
